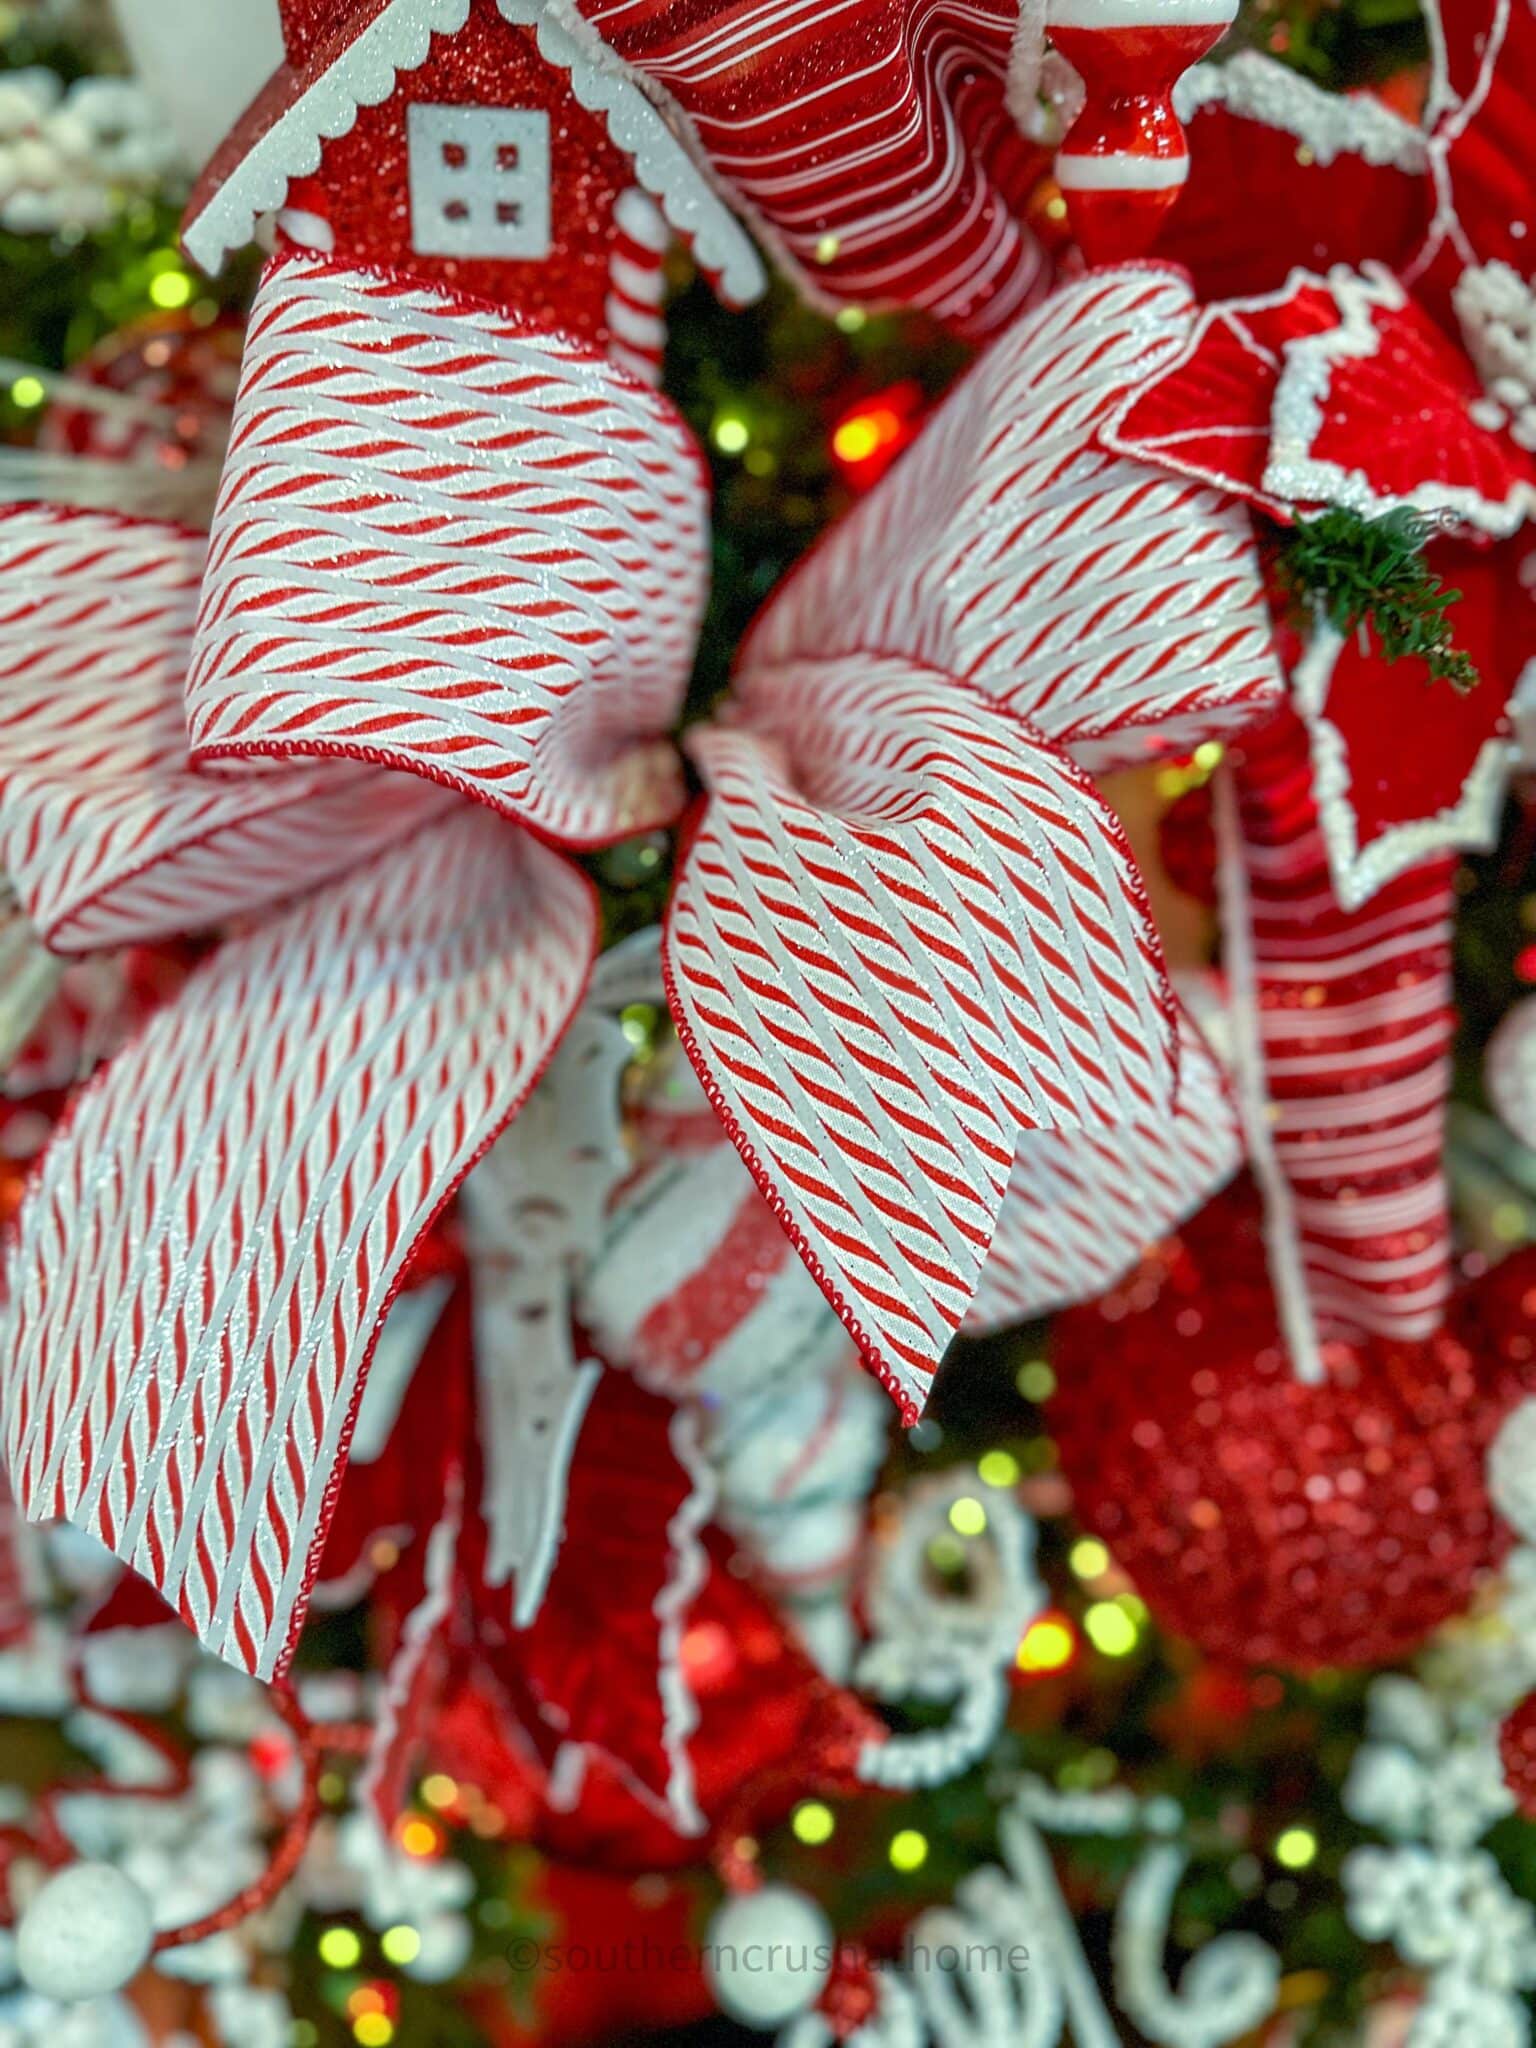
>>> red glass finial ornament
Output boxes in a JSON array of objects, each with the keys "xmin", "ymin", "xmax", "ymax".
[{"xmin": 1048, "ymin": 0, "xmax": 1238, "ymax": 266}]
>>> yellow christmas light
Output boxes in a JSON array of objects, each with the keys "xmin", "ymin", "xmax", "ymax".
[
  {"xmin": 792, "ymin": 1801, "xmax": 836, "ymax": 1847},
  {"xmin": 318, "ymin": 1926, "xmax": 363, "ymax": 1971},
  {"xmin": 1084, "ymin": 1602, "xmax": 1139, "ymax": 1658},
  {"xmin": 948, "ymin": 1496, "xmax": 988, "ymax": 1538},
  {"xmin": 1016, "ymin": 1614, "xmax": 1076, "ymax": 1674},
  {"xmin": 380, "ymin": 1926, "xmax": 422, "ymax": 1967},
  {"xmin": 1275, "ymin": 1828, "xmax": 1318, "ymax": 1870},
  {"xmin": 978, "ymin": 1450, "xmax": 1020, "ymax": 1489}
]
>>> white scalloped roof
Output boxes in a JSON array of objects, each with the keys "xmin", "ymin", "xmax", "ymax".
[{"xmin": 183, "ymin": 0, "xmax": 764, "ymax": 305}]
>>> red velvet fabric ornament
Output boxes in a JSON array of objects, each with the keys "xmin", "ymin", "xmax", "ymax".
[
  {"xmin": 1162, "ymin": 94, "xmax": 1430, "ymax": 306},
  {"xmin": 1050, "ymin": 1185, "xmax": 1536, "ymax": 1671},
  {"xmin": 1500, "ymin": 1692, "xmax": 1536, "ymax": 1820},
  {"xmin": 430, "ymin": 1529, "xmax": 875, "ymax": 1876}
]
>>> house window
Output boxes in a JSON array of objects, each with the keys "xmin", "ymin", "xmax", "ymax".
[{"xmin": 407, "ymin": 105, "xmax": 552, "ymax": 261}]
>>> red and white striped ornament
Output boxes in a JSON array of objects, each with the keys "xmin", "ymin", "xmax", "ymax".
[
  {"xmin": 1049, "ymin": 0, "xmax": 1238, "ymax": 266},
  {"xmin": 1220, "ymin": 711, "xmax": 1459, "ymax": 1370},
  {"xmin": 574, "ymin": 0, "xmax": 1052, "ymax": 340}
]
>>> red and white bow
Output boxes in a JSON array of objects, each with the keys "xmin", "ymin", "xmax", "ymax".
[
  {"xmin": 668, "ymin": 264, "xmax": 1282, "ymax": 1416},
  {"xmin": 0, "ymin": 248, "xmax": 708, "ymax": 1681}
]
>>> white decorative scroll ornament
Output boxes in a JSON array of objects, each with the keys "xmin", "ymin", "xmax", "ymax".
[
  {"xmin": 779, "ymin": 1779, "xmax": 1279, "ymax": 2048},
  {"xmin": 855, "ymin": 1471, "xmax": 1045, "ymax": 1793},
  {"xmin": 457, "ymin": 1002, "xmax": 634, "ymax": 1624},
  {"xmin": 0, "ymin": 1585, "xmax": 477, "ymax": 2042},
  {"xmin": 1342, "ymin": 1671, "xmax": 1536, "ymax": 2047},
  {"xmin": 1332, "ymin": 1405, "xmax": 1536, "ymax": 2048}
]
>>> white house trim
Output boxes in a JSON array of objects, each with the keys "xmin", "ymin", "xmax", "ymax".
[
  {"xmin": 184, "ymin": 0, "xmax": 471, "ymax": 272},
  {"xmin": 183, "ymin": 0, "xmax": 764, "ymax": 306}
]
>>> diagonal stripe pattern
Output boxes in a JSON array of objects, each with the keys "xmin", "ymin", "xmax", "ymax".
[
  {"xmin": 1, "ymin": 812, "xmax": 594, "ymax": 1679},
  {"xmin": 965, "ymin": 1006, "xmax": 1242, "ymax": 1332},
  {"xmin": 666, "ymin": 656, "xmax": 1177, "ymax": 1415},
  {"xmin": 0, "ymin": 255, "xmax": 713, "ymax": 1681},
  {"xmin": 575, "ymin": 0, "xmax": 1051, "ymax": 338},
  {"xmin": 187, "ymin": 255, "xmax": 707, "ymax": 847},
  {"xmin": 0, "ymin": 503, "xmax": 451, "ymax": 953},
  {"xmin": 744, "ymin": 267, "xmax": 1283, "ymax": 774}
]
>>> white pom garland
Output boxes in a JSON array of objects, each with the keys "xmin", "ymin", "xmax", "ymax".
[
  {"xmin": 15, "ymin": 1861, "xmax": 155, "ymax": 2003},
  {"xmin": 705, "ymin": 1885, "xmax": 833, "ymax": 2032}
]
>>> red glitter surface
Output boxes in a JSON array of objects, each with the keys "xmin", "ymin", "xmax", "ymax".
[
  {"xmin": 1051, "ymin": 1182, "xmax": 1536, "ymax": 1672},
  {"xmin": 279, "ymin": 0, "xmax": 631, "ymax": 342}
]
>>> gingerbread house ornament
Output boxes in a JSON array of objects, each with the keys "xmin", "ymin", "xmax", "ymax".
[
  {"xmin": 169, "ymin": 0, "xmax": 766, "ymax": 864},
  {"xmin": 183, "ymin": 0, "xmax": 762, "ymax": 374}
]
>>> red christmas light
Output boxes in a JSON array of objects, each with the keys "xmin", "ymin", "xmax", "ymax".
[{"xmin": 830, "ymin": 382, "xmax": 925, "ymax": 491}]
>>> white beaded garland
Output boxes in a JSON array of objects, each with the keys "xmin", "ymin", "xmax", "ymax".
[
  {"xmin": 15, "ymin": 1862, "xmax": 155, "ymax": 2004},
  {"xmin": 705, "ymin": 1885, "xmax": 833, "ymax": 2032},
  {"xmin": 1490, "ymin": 1399, "xmax": 1536, "ymax": 1547}
]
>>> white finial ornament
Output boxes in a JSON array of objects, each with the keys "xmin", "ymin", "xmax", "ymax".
[
  {"xmin": 1490, "ymin": 1399, "xmax": 1536, "ymax": 1547},
  {"xmin": 15, "ymin": 1862, "xmax": 155, "ymax": 2003},
  {"xmin": 705, "ymin": 1884, "xmax": 833, "ymax": 2031}
]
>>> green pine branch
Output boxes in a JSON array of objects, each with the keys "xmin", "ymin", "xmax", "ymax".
[{"xmin": 1276, "ymin": 507, "xmax": 1480, "ymax": 695}]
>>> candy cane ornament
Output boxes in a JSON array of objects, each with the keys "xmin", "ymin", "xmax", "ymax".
[{"xmin": 1049, "ymin": 0, "xmax": 1239, "ymax": 267}]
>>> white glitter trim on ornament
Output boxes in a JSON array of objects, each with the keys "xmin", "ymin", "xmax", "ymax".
[
  {"xmin": 1099, "ymin": 269, "xmax": 1329, "ymax": 520},
  {"xmin": 1266, "ymin": 265, "xmax": 1536, "ymax": 538},
  {"xmin": 528, "ymin": 0, "xmax": 764, "ymax": 306},
  {"xmin": 181, "ymin": 0, "xmax": 764, "ymax": 307},
  {"xmin": 1173, "ymin": 51, "xmax": 1427, "ymax": 172},
  {"xmin": 182, "ymin": 0, "xmax": 471, "ymax": 272},
  {"xmin": 1291, "ymin": 614, "xmax": 1533, "ymax": 914},
  {"xmin": 1455, "ymin": 261, "xmax": 1536, "ymax": 451},
  {"xmin": 544, "ymin": 1404, "xmax": 715, "ymax": 1838},
  {"xmin": 1408, "ymin": 0, "xmax": 1517, "ymax": 288}
]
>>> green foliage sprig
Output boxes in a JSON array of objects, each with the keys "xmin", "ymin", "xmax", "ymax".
[{"xmin": 1277, "ymin": 507, "xmax": 1480, "ymax": 695}]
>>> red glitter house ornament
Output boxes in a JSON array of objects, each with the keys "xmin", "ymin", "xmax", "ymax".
[{"xmin": 183, "ymin": 0, "xmax": 763, "ymax": 363}]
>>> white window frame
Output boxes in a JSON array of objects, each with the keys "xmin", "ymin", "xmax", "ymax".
[{"xmin": 407, "ymin": 103, "xmax": 553, "ymax": 262}]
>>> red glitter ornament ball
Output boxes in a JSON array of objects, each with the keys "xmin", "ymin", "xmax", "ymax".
[
  {"xmin": 40, "ymin": 313, "xmax": 241, "ymax": 469},
  {"xmin": 1050, "ymin": 1184, "xmax": 1536, "ymax": 1672},
  {"xmin": 1500, "ymin": 1693, "xmax": 1536, "ymax": 1819}
]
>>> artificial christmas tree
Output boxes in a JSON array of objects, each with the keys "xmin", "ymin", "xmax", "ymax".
[{"xmin": 7, "ymin": 3, "xmax": 1536, "ymax": 2046}]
